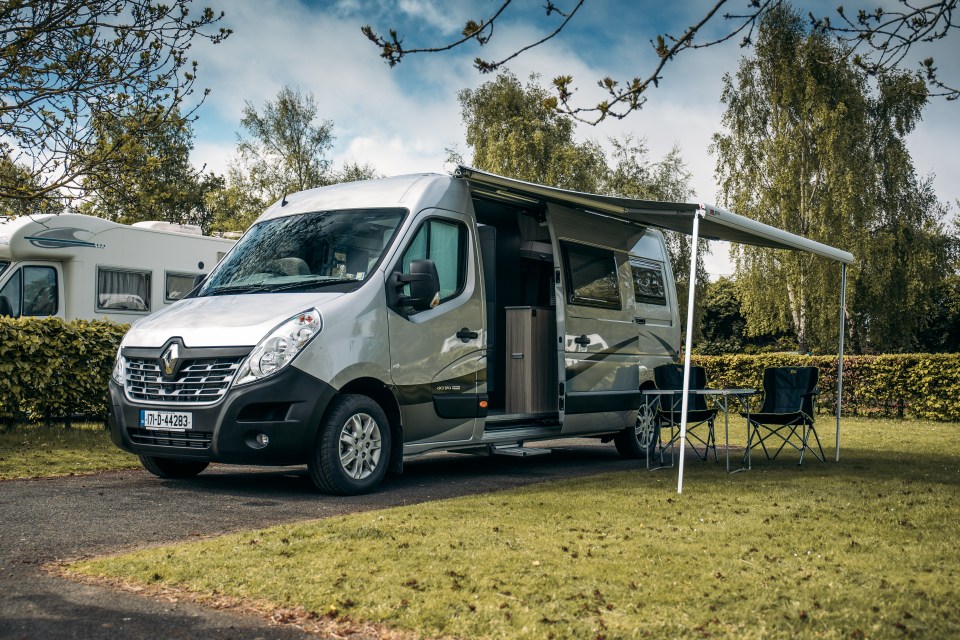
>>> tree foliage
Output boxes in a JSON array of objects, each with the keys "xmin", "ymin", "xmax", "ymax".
[
  {"xmin": 78, "ymin": 106, "xmax": 222, "ymax": 230},
  {"xmin": 457, "ymin": 71, "xmax": 607, "ymax": 191},
  {"xmin": 0, "ymin": 0, "xmax": 229, "ymax": 200},
  {"xmin": 713, "ymin": 4, "xmax": 953, "ymax": 354},
  {"xmin": 363, "ymin": 0, "xmax": 959, "ymax": 124},
  {"xmin": 209, "ymin": 86, "xmax": 381, "ymax": 233}
]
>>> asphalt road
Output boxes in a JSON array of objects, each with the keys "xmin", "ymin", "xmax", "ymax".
[{"xmin": 0, "ymin": 439, "xmax": 651, "ymax": 640}]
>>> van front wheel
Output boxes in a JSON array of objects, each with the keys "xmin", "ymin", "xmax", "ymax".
[
  {"xmin": 309, "ymin": 394, "xmax": 391, "ymax": 495},
  {"xmin": 139, "ymin": 455, "xmax": 209, "ymax": 479},
  {"xmin": 614, "ymin": 404, "xmax": 659, "ymax": 460}
]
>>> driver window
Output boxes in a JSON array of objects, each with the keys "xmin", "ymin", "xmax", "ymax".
[
  {"xmin": 400, "ymin": 218, "xmax": 467, "ymax": 302},
  {"xmin": 22, "ymin": 266, "xmax": 58, "ymax": 316}
]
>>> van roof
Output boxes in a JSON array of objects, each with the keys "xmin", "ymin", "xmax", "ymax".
[{"xmin": 257, "ymin": 173, "xmax": 465, "ymax": 222}]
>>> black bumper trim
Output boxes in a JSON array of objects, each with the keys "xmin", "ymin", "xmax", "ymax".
[{"xmin": 109, "ymin": 365, "xmax": 337, "ymax": 465}]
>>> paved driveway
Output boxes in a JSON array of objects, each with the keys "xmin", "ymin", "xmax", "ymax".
[{"xmin": 0, "ymin": 440, "xmax": 648, "ymax": 639}]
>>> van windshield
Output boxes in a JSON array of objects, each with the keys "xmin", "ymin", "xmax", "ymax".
[{"xmin": 198, "ymin": 208, "xmax": 406, "ymax": 296}]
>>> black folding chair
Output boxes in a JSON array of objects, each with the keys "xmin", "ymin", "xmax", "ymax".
[
  {"xmin": 742, "ymin": 367, "xmax": 823, "ymax": 464},
  {"xmin": 654, "ymin": 364, "xmax": 719, "ymax": 463}
]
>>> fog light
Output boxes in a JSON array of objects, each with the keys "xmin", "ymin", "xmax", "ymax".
[{"xmin": 255, "ymin": 433, "xmax": 270, "ymax": 447}]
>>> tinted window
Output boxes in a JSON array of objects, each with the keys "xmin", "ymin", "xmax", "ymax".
[
  {"xmin": 561, "ymin": 241, "xmax": 621, "ymax": 310},
  {"xmin": 98, "ymin": 268, "xmax": 151, "ymax": 311},
  {"xmin": 22, "ymin": 266, "xmax": 58, "ymax": 316},
  {"xmin": 0, "ymin": 266, "xmax": 58, "ymax": 317},
  {"xmin": 400, "ymin": 218, "xmax": 467, "ymax": 302},
  {"xmin": 165, "ymin": 272, "xmax": 199, "ymax": 301},
  {"xmin": 630, "ymin": 258, "xmax": 667, "ymax": 306},
  {"xmin": 199, "ymin": 209, "xmax": 405, "ymax": 295}
]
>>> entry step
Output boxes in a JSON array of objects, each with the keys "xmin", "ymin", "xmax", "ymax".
[{"xmin": 490, "ymin": 445, "xmax": 552, "ymax": 457}]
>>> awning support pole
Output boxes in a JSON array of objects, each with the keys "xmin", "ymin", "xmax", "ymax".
[
  {"xmin": 677, "ymin": 209, "xmax": 703, "ymax": 494},
  {"xmin": 835, "ymin": 263, "xmax": 847, "ymax": 462}
]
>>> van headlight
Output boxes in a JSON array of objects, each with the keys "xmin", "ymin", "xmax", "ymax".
[
  {"xmin": 112, "ymin": 346, "xmax": 125, "ymax": 385},
  {"xmin": 234, "ymin": 309, "xmax": 322, "ymax": 386}
]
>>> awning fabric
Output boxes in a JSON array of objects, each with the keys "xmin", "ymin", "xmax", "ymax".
[{"xmin": 455, "ymin": 165, "xmax": 854, "ymax": 264}]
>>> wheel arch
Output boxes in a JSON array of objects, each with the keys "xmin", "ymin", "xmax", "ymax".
[{"xmin": 336, "ymin": 377, "xmax": 404, "ymax": 474}]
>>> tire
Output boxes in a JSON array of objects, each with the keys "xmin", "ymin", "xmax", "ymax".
[
  {"xmin": 614, "ymin": 403, "xmax": 660, "ymax": 460},
  {"xmin": 308, "ymin": 394, "xmax": 391, "ymax": 496},
  {"xmin": 139, "ymin": 455, "xmax": 209, "ymax": 479}
]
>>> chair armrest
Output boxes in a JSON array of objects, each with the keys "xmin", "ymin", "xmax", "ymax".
[{"xmin": 803, "ymin": 388, "xmax": 821, "ymax": 397}]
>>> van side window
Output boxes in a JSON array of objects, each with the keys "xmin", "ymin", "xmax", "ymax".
[
  {"xmin": 560, "ymin": 241, "xmax": 621, "ymax": 310},
  {"xmin": 97, "ymin": 268, "xmax": 151, "ymax": 312},
  {"xmin": 0, "ymin": 266, "xmax": 58, "ymax": 317},
  {"xmin": 400, "ymin": 218, "xmax": 467, "ymax": 302},
  {"xmin": 629, "ymin": 258, "xmax": 667, "ymax": 306},
  {"xmin": 165, "ymin": 272, "xmax": 199, "ymax": 302}
]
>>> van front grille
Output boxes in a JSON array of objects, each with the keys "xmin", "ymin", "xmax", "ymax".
[
  {"xmin": 127, "ymin": 427, "xmax": 212, "ymax": 449},
  {"xmin": 125, "ymin": 356, "xmax": 245, "ymax": 405}
]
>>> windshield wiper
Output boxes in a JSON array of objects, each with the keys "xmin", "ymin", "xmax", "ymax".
[
  {"xmin": 264, "ymin": 277, "xmax": 357, "ymax": 292},
  {"xmin": 202, "ymin": 278, "xmax": 358, "ymax": 296},
  {"xmin": 202, "ymin": 283, "xmax": 275, "ymax": 296}
]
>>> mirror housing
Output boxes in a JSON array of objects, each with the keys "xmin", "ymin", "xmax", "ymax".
[{"xmin": 388, "ymin": 259, "xmax": 440, "ymax": 312}]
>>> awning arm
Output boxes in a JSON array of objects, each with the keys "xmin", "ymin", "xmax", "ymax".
[
  {"xmin": 835, "ymin": 263, "xmax": 847, "ymax": 461},
  {"xmin": 677, "ymin": 207, "xmax": 704, "ymax": 494}
]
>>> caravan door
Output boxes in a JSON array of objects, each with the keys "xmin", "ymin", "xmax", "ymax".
[{"xmin": 386, "ymin": 209, "xmax": 486, "ymax": 452}]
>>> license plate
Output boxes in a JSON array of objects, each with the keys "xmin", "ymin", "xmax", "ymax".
[{"xmin": 140, "ymin": 410, "xmax": 193, "ymax": 431}]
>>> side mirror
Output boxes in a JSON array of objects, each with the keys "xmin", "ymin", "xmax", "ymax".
[
  {"xmin": 406, "ymin": 259, "xmax": 440, "ymax": 310},
  {"xmin": 388, "ymin": 259, "xmax": 440, "ymax": 312},
  {"xmin": 0, "ymin": 296, "xmax": 12, "ymax": 318}
]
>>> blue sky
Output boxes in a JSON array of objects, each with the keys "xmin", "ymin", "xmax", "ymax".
[{"xmin": 186, "ymin": 0, "xmax": 960, "ymax": 276}]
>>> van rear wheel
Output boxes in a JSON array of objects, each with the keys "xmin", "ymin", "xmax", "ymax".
[
  {"xmin": 614, "ymin": 404, "xmax": 659, "ymax": 460},
  {"xmin": 139, "ymin": 455, "xmax": 209, "ymax": 479},
  {"xmin": 309, "ymin": 394, "xmax": 391, "ymax": 495}
]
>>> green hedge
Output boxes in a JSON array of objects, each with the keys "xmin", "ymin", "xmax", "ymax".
[
  {"xmin": 0, "ymin": 317, "xmax": 127, "ymax": 425},
  {"xmin": 692, "ymin": 353, "xmax": 960, "ymax": 421}
]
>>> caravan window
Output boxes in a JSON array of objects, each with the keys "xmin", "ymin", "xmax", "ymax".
[
  {"xmin": 560, "ymin": 241, "xmax": 621, "ymax": 310},
  {"xmin": 630, "ymin": 258, "xmax": 667, "ymax": 306},
  {"xmin": 165, "ymin": 272, "xmax": 199, "ymax": 302},
  {"xmin": 0, "ymin": 266, "xmax": 58, "ymax": 317},
  {"xmin": 400, "ymin": 218, "xmax": 467, "ymax": 302},
  {"xmin": 97, "ymin": 268, "xmax": 151, "ymax": 312}
]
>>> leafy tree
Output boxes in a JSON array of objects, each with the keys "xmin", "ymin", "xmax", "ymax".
[
  {"xmin": 233, "ymin": 86, "xmax": 336, "ymax": 204},
  {"xmin": 212, "ymin": 86, "xmax": 382, "ymax": 233},
  {"xmin": 0, "ymin": 0, "xmax": 229, "ymax": 200},
  {"xmin": 457, "ymin": 71, "xmax": 607, "ymax": 191},
  {"xmin": 713, "ymin": 4, "xmax": 952, "ymax": 354},
  {"xmin": 78, "ymin": 106, "xmax": 222, "ymax": 230},
  {"xmin": 363, "ymin": 1, "xmax": 959, "ymax": 124},
  {"xmin": 0, "ymin": 153, "xmax": 61, "ymax": 217}
]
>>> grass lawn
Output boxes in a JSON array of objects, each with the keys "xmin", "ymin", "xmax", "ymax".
[
  {"xmin": 0, "ymin": 422, "xmax": 139, "ymax": 480},
  {"xmin": 68, "ymin": 417, "xmax": 960, "ymax": 639}
]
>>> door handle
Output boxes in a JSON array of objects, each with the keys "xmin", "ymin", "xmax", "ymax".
[
  {"xmin": 574, "ymin": 334, "xmax": 591, "ymax": 346},
  {"xmin": 634, "ymin": 317, "xmax": 646, "ymax": 325},
  {"xmin": 456, "ymin": 328, "xmax": 479, "ymax": 342}
]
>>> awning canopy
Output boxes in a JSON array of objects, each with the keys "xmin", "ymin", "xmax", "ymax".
[
  {"xmin": 455, "ymin": 165, "xmax": 854, "ymax": 264},
  {"xmin": 455, "ymin": 164, "xmax": 854, "ymax": 494}
]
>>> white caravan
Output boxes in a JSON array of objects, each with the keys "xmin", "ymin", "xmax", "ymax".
[{"xmin": 0, "ymin": 213, "xmax": 235, "ymax": 322}]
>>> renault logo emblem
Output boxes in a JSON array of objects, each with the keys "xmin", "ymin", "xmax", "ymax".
[{"xmin": 161, "ymin": 343, "xmax": 180, "ymax": 377}]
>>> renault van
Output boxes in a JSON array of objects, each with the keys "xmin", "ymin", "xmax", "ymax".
[{"xmin": 108, "ymin": 167, "xmax": 680, "ymax": 494}]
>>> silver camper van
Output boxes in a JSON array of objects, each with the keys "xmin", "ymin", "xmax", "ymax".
[{"xmin": 108, "ymin": 167, "xmax": 681, "ymax": 494}]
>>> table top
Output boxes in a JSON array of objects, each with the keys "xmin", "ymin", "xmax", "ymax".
[{"xmin": 641, "ymin": 388, "xmax": 757, "ymax": 396}]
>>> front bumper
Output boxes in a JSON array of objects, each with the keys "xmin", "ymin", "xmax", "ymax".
[{"xmin": 108, "ymin": 365, "xmax": 336, "ymax": 465}]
